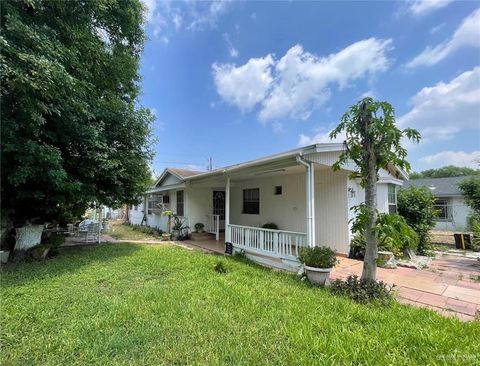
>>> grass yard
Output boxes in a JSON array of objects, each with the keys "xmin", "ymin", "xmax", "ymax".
[
  {"xmin": 1, "ymin": 244, "xmax": 479, "ymax": 365},
  {"xmin": 108, "ymin": 222, "xmax": 161, "ymax": 241}
]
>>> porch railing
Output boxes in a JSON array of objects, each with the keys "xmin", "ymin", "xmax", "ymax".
[
  {"xmin": 205, "ymin": 214, "xmax": 220, "ymax": 240},
  {"xmin": 227, "ymin": 224, "xmax": 307, "ymax": 260}
]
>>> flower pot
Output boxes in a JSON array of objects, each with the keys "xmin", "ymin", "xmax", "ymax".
[
  {"xmin": 172, "ymin": 230, "xmax": 179, "ymax": 240},
  {"xmin": 0, "ymin": 250, "xmax": 10, "ymax": 264},
  {"xmin": 304, "ymin": 266, "xmax": 332, "ymax": 287},
  {"xmin": 15, "ymin": 225, "xmax": 44, "ymax": 251}
]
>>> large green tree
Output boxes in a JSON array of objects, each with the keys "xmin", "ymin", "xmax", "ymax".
[
  {"xmin": 330, "ymin": 98, "xmax": 420, "ymax": 280},
  {"xmin": 410, "ymin": 165, "xmax": 480, "ymax": 179},
  {"xmin": 458, "ymin": 176, "xmax": 480, "ymax": 217},
  {"xmin": 1, "ymin": 0, "xmax": 153, "ymax": 225}
]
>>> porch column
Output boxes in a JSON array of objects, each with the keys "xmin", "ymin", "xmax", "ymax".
[
  {"xmin": 225, "ymin": 176, "xmax": 230, "ymax": 242},
  {"xmin": 309, "ymin": 162, "xmax": 316, "ymax": 246}
]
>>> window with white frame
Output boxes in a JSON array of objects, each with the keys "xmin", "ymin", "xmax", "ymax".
[
  {"xmin": 243, "ymin": 188, "xmax": 259, "ymax": 214},
  {"xmin": 434, "ymin": 199, "xmax": 450, "ymax": 221},
  {"xmin": 388, "ymin": 184, "xmax": 397, "ymax": 214},
  {"xmin": 147, "ymin": 195, "xmax": 162, "ymax": 215},
  {"xmin": 176, "ymin": 190, "xmax": 184, "ymax": 216}
]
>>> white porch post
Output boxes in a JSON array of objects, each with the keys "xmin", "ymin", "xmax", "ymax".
[
  {"xmin": 225, "ymin": 176, "xmax": 231, "ymax": 242},
  {"xmin": 309, "ymin": 162, "xmax": 315, "ymax": 247}
]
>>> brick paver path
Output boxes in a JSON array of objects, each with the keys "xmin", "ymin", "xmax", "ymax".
[{"xmin": 331, "ymin": 255, "xmax": 480, "ymax": 321}]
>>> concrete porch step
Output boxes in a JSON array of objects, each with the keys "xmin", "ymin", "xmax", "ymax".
[{"xmin": 189, "ymin": 232, "xmax": 225, "ymax": 241}]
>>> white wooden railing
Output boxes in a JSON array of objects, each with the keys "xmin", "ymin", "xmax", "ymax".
[
  {"xmin": 205, "ymin": 214, "xmax": 220, "ymax": 240},
  {"xmin": 227, "ymin": 224, "xmax": 307, "ymax": 260}
]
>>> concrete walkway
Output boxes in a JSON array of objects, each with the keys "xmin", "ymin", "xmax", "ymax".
[{"xmin": 331, "ymin": 255, "xmax": 480, "ymax": 321}]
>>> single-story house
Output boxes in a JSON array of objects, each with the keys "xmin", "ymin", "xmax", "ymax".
[
  {"xmin": 403, "ymin": 176, "xmax": 472, "ymax": 231},
  {"xmin": 129, "ymin": 143, "xmax": 406, "ymax": 266}
]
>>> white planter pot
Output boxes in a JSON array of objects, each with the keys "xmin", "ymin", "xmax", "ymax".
[
  {"xmin": 0, "ymin": 250, "xmax": 10, "ymax": 264},
  {"xmin": 305, "ymin": 266, "xmax": 332, "ymax": 287},
  {"xmin": 15, "ymin": 225, "xmax": 44, "ymax": 251}
]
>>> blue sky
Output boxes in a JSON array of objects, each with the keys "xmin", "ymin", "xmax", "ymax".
[{"xmin": 140, "ymin": 0, "xmax": 480, "ymax": 174}]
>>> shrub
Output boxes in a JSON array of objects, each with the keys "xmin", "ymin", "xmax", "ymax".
[
  {"xmin": 459, "ymin": 176, "xmax": 480, "ymax": 216},
  {"xmin": 397, "ymin": 186, "xmax": 437, "ymax": 255},
  {"xmin": 350, "ymin": 213, "xmax": 419, "ymax": 258},
  {"xmin": 194, "ymin": 223, "xmax": 205, "ymax": 232},
  {"xmin": 44, "ymin": 233, "xmax": 65, "ymax": 256},
  {"xmin": 298, "ymin": 246, "xmax": 338, "ymax": 268},
  {"xmin": 471, "ymin": 222, "xmax": 480, "ymax": 252},
  {"xmin": 262, "ymin": 223, "xmax": 278, "ymax": 230},
  {"xmin": 330, "ymin": 275, "xmax": 395, "ymax": 305},
  {"xmin": 214, "ymin": 261, "xmax": 228, "ymax": 274}
]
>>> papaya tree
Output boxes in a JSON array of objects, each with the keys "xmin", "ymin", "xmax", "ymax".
[{"xmin": 330, "ymin": 98, "xmax": 420, "ymax": 280}]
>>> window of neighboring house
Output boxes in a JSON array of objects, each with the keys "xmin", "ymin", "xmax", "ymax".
[
  {"xmin": 435, "ymin": 199, "xmax": 450, "ymax": 221},
  {"xmin": 243, "ymin": 188, "xmax": 259, "ymax": 214},
  {"xmin": 274, "ymin": 186, "xmax": 282, "ymax": 195},
  {"xmin": 388, "ymin": 184, "xmax": 397, "ymax": 214},
  {"xmin": 176, "ymin": 190, "xmax": 184, "ymax": 216}
]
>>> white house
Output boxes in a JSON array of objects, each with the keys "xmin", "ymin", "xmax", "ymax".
[
  {"xmin": 129, "ymin": 143, "xmax": 406, "ymax": 267},
  {"xmin": 403, "ymin": 176, "xmax": 472, "ymax": 231}
]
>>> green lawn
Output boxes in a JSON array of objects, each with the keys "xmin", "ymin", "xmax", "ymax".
[
  {"xmin": 1, "ymin": 244, "xmax": 479, "ymax": 365},
  {"xmin": 108, "ymin": 222, "xmax": 161, "ymax": 241}
]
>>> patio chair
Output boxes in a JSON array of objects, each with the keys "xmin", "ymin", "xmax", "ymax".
[{"xmin": 77, "ymin": 223, "xmax": 100, "ymax": 244}]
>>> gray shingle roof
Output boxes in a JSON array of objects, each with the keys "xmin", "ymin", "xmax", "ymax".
[{"xmin": 403, "ymin": 176, "xmax": 473, "ymax": 197}]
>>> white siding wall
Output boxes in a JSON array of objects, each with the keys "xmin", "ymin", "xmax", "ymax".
[
  {"xmin": 230, "ymin": 173, "xmax": 307, "ymax": 233},
  {"xmin": 185, "ymin": 186, "xmax": 213, "ymax": 229},
  {"xmin": 314, "ymin": 169, "xmax": 350, "ymax": 254},
  {"xmin": 434, "ymin": 196, "xmax": 470, "ymax": 231}
]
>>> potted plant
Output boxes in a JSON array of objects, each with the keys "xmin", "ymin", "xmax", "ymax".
[
  {"xmin": 171, "ymin": 216, "xmax": 188, "ymax": 240},
  {"xmin": 163, "ymin": 210, "xmax": 174, "ymax": 233},
  {"xmin": 298, "ymin": 246, "xmax": 338, "ymax": 286},
  {"xmin": 194, "ymin": 222, "xmax": 204, "ymax": 233}
]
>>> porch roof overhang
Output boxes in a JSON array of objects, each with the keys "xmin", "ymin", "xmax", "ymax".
[
  {"xmin": 146, "ymin": 183, "xmax": 186, "ymax": 194},
  {"xmin": 184, "ymin": 143, "xmax": 345, "ymax": 182}
]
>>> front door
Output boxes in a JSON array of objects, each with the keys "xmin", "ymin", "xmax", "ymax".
[{"xmin": 213, "ymin": 191, "xmax": 225, "ymax": 230}]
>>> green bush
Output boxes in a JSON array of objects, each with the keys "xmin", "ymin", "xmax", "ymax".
[
  {"xmin": 330, "ymin": 275, "xmax": 395, "ymax": 305},
  {"xmin": 471, "ymin": 222, "xmax": 480, "ymax": 252},
  {"xmin": 397, "ymin": 186, "xmax": 437, "ymax": 255},
  {"xmin": 194, "ymin": 223, "xmax": 205, "ymax": 232},
  {"xmin": 262, "ymin": 223, "xmax": 278, "ymax": 230},
  {"xmin": 350, "ymin": 213, "xmax": 418, "ymax": 258},
  {"xmin": 459, "ymin": 176, "xmax": 480, "ymax": 216},
  {"xmin": 298, "ymin": 246, "xmax": 338, "ymax": 268},
  {"xmin": 44, "ymin": 233, "xmax": 65, "ymax": 256},
  {"xmin": 127, "ymin": 224, "xmax": 163, "ymax": 236}
]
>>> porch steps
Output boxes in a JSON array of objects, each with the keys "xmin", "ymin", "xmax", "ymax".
[
  {"xmin": 189, "ymin": 232, "xmax": 225, "ymax": 242},
  {"xmin": 244, "ymin": 251, "xmax": 301, "ymax": 273}
]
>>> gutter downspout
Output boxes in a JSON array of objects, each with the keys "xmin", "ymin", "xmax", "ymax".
[{"xmin": 296, "ymin": 156, "xmax": 313, "ymax": 247}]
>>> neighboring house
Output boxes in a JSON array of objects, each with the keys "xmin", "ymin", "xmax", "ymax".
[
  {"xmin": 129, "ymin": 143, "xmax": 406, "ymax": 267},
  {"xmin": 403, "ymin": 176, "xmax": 472, "ymax": 231}
]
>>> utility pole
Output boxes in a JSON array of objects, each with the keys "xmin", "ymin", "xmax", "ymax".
[{"xmin": 207, "ymin": 157, "xmax": 213, "ymax": 171}]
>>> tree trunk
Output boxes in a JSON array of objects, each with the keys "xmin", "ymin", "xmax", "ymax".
[
  {"xmin": 15, "ymin": 224, "xmax": 44, "ymax": 251},
  {"xmin": 362, "ymin": 148, "xmax": 378, "ymax": 281}
]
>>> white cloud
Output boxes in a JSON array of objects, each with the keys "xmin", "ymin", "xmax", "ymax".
[
  {"xmin": 223, "ymin": 33, "xmax": 239, "ymax": 58},
  {"xmin": 420, "ymin": 150, "xmax": 480, "ymax": 168},
  {"xmin": 408, "ymin": 0, "xmax": 453, "ymax": 16},
  {"xmin": 407, "ymin": 9, "xmax": 480, "ymax": 68},
  {"xmin": 430, "ymin": 22, "xmax": 446, "ymax": 34},
  {"xmin": 141, "ymin": 0, "xmax": 233, "ymax": 40},
  {"xmin": 398, "ymin": 66, "xmax": 480, "ymax": 143},
  {"xmin": 213, "ymin": 38, "xmax": 392, "ymax": 122},
  {"xmin": 298, "ymin": 129, "xmax": 346, "ymax": 146},
  {"xmin": 212, "ymin": 55, "xmax": 274, "ymax": 111},
  {"xmin": 187, "ymin": 0, "xmax": 231, "ymax": 31}
]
